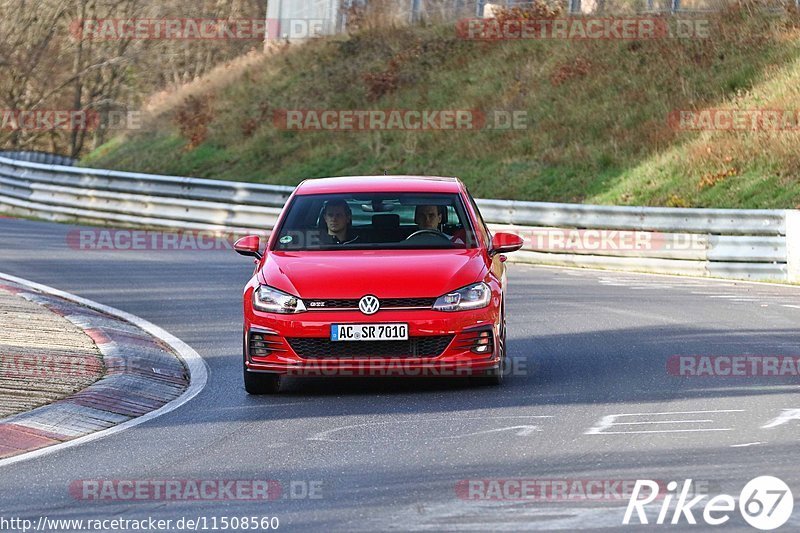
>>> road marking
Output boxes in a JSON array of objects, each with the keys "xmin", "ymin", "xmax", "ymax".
[
  {"xmin": 782, "ymin": 304, "xmax": 800, "ymax": 309},
  {"xmin": 609, "ymin": 420, "xmax": 714, "ymax": 425},
  {"xmin": 585, "ymin": 410, "xmax": 744, "ymax": 435},
  {"xmin": 690, "ymin": 291, "xmax": 732, "ymax": 296},
  {"xmin": 308, "ymin": 415, "xmax": 554, "ymax": 443},
  {"xmin": 762, "ymin": 409, "xmax": 800, "ymax": 429},
  {"xmin": 730, "ymin": 442, "xmax": 763, "ymax": 447},
  {"xmin": 0, "ymin": 272, "xmax": 208, "ymax": 469},
  {"xmin": 587, "ymin": 428, "xmax": 734, "ymax": 435},
  {"xmin": 441, "ymin": 426, "xmax": 542, "ymax": 438}
]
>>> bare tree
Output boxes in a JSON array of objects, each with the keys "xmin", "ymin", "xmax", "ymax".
[{"xmin": 0, "ymin": 0, "xmax": 268, "ymax": 155}]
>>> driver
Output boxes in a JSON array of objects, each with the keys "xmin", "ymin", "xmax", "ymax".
[
  {"xmin": 414, "ymin": 205, "xmax": 442, "ymax": 231},
  {"xmin": 321, "ymin": 199, "xmax": 358, "ymax": 245},
  {"xmin": 414, "ymin": 204, "xmax": 465, "ymax": 244}
]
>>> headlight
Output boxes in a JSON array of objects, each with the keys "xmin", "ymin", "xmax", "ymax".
[
  {"xmin": 433, "ymin": 282, "xmax": 491, "ymax": 312},
  {"xmin": 253, "ymin": 285, "xmax": 307, "ymax": 314}
]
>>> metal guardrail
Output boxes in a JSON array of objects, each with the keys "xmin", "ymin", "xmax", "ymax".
[
  {"xmin": 0, "ymin": 151, "xmax": 76, "ymax": 167},
  {"xmin": 478, "ymin": 199, "xmax": 785, "ymax": 236},
  {"xmin": 0, "ymin": 155, "xmax": 796, "ymax": 282}
]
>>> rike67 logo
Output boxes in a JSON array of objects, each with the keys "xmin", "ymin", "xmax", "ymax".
[{"xmin": 624, "ymin": 477, "xmax": 793, "ymax": 530}]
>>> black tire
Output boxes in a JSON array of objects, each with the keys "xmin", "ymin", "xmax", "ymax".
[
  {"xmin": 244, "ymin": 367, "xmax": 281, "ymax": 394},
  {"xmin": 470, "ymin": 369, "xmax": 502, "ymax": 387},
  {"xmin": 470, "ymin": 302, "xmax": 507, "ymax": 387}
]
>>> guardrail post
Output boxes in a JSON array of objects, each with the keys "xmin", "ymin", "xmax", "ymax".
[{"xmin": 787, "ymin": 210, "xmax": 800, "ymax": 283}]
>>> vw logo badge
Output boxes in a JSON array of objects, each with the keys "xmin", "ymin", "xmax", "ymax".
[{"xmin": 358, "ymin": 295, "xmax": 380, "ymax": 315}]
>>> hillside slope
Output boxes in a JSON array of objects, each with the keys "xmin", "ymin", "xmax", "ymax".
[{"xmin": 84, "ymin": 6, "xmax": 800, "ymax": 208}]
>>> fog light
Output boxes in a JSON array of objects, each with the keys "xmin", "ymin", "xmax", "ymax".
[
  {"xmin": 248, "ymin": 331, "xmax": 287, "ymax": 359},
  {"xmin": 470, "ymin": 330, "xmax": 493, "ymax": 354}
]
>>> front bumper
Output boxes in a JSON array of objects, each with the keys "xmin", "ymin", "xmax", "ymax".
[{"xmin": 244, "ymin": 306, "xmax": 501, "ymax": 377}]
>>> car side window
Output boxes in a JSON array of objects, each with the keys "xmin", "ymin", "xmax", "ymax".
[{"xmin": 466, "ymin": 191, "xmax": 490, "ymax": 246}]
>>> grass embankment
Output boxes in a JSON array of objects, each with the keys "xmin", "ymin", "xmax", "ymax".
[{"xmin": 84, "ymin": 6, "xmax": 800, "ymax": 208}]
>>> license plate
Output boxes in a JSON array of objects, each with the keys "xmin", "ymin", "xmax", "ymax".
[{"xmin": 331, "ymin": 323, "xmax": 408, "ymax": 341}]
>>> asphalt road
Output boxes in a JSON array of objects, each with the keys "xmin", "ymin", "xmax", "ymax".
[{"xmin": 1, "ymin": 217, "xmax": 800, "ymax": 531}]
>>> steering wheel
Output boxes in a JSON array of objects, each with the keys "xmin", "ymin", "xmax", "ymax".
[{"xmin": 405, "ymin": 229, "xmax": 451, "ymax": 241}]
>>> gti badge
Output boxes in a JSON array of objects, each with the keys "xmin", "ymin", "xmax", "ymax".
[{"xmin": 358, "ymin": 295, "xmax": 380, "ymax": 315}]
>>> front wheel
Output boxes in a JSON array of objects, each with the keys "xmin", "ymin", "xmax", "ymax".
[{"xmin": 244, "ymin": 366, "xmax": 281, "ymax": 394}]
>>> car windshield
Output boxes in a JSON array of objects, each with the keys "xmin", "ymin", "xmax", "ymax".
[{"xmin": 272, "ymin": 192, "xmax": 477, "ymax": 251}]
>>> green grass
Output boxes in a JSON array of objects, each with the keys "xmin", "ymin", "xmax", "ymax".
[{"xmin": 83, "ymin": 6, "xmax": 800, "ymax": 208}]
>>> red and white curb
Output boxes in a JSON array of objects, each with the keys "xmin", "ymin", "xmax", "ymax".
[{"xmin": 0, "ymin": 272, "xmax": 207, "ymax": 468}]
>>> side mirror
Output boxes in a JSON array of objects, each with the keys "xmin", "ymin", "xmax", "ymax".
[
  {"xmin": 491, "ymin": 232, "xmax": 524, "ymax": 255},
  {"xmin": 234, "ymin": 235, "xmax": 262, "ymax": 259}
]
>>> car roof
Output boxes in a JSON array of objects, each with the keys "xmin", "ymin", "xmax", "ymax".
[{"xmin": 294, "ymin": 176, "xmax": 463, "ymax": 195}]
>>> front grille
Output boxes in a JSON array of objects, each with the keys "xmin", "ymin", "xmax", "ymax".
[
  {"xmin": 305, "ymin": 297, "xmax": 435, "ymax": 310},
  {"xmin": 287, "ymin": 336, "xmax": 454, "ymax": 359},
  {"xmin": 309, "ymin": 299, "xmax": 359, "ymax": 309},
  {"xmin": 383, "ymin": 298, "xmax": 436, "ymax": 308}
]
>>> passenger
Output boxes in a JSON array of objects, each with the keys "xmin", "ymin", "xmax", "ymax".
[{"xmin": 321, "ymin": 199, "xmax": 358, "ymax": 245}]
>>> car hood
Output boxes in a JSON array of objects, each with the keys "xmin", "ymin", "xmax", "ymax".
[{"xmin": 260, "ymin": 249, "xmax": 488, "ymax": 298}]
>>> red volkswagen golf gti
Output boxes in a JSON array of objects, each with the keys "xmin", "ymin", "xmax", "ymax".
[{"xmin": 234, "ymin": 176, "xmax": 524, "ymax": 394}]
